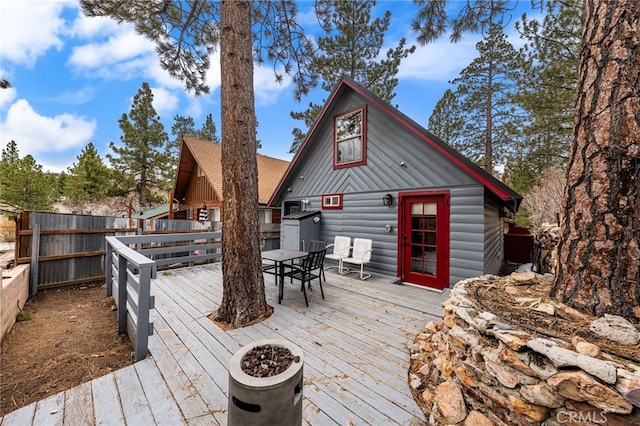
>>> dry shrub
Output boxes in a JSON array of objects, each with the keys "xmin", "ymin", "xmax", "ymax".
[{"xmin": 522, "ymin": 167, "xmax": 566, "ymax": 229}]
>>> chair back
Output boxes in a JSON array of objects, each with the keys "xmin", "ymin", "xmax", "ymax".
[
  {"xmin": 311, "ymin": 248, "xmax": 326, "ymax": 270},
  {"xmin": 302, "ymin": 249, "xmax": 325, "ymax": 273},
  {"xmin": 309, "ymin": 240, "xmax": 326, "ymax": 252},
  {"xmin": 332, "ymin": 236, "xmax": 351, "ymax": 256},
  {"xmin": 352, "ymin": 238, "xmax": 372, "ymax": 262}
]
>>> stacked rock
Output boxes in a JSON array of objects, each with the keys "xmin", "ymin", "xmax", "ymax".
[{"xmin": 409, "ymin": 273, "xmax": 640, "ymax": 425}]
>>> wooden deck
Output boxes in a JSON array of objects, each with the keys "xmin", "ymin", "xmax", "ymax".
[{"xmin": 1, "ymin": 264, "xmax": 448, "ymax": 425}]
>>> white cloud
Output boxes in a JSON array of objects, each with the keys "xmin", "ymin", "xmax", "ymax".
[
  {"xmin": 0, "ymin": 87, "xmax": 17, "ymax": 111},
  {"xmin": 0, "ymin": 1, "xmax": 75, "ymax": 67},
  {"xmin": 204, "ymin": 51, "xmax": 222, "ymax": 94},
  {"xmin": 398, "ymin": 35, "xmax": 481, "ymax": 82},
  {"xmin": 1, "ymin": 99, "xmax": 96, "ymax": 155},
  {"xmin": 69, "ymin": 29, "xmax": 156, "ymax": 70},
  {"xmin": 253, "ymin": 64, "xmax": 293, "ymax": 105},
  {"xmin": 151, "ymin": 87, "xmax": 179, "ymax": 118},
  {"xmin": 68, "ymin": 11, "xmax": 123, "ymax": 39}
]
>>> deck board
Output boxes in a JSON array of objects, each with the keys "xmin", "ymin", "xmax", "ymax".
[
  {"xmin": 32, "ymin": 392, "xmax": 64, "ymax": 426},
  {"xmin": 91, "ymin": 374, "xmax": 124, "ymax": 425},
  {"xmin": 1, "ymin": 264, "xmax": 447, "ymax": 425}
]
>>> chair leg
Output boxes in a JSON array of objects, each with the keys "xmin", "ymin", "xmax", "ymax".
[
  {"xmin": 301, "ymin": 279, "xmax": 309, "ymax": 307},
  {"xmin": 359, "ymin": 264, "xmax": 371, "ymax": 280},
  {"xmin": 319, "ymin": 278, "xmax": 324, "ymax": 299}
]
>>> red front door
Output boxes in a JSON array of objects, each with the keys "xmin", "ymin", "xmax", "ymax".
[{"xmin": 399, "ymin": 192, "xmax": 450, "ymax": 290}]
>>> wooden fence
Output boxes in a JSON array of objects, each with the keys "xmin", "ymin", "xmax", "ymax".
[{"xmin": 15, "ymin": 211, "xmax": 279, "ymax": 294}]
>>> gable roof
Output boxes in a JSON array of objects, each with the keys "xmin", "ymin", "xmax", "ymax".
[
  {"xmin": 174, "ymin": 136, "xmax": 290, "ymax": 204},
  {"xmin": 268, "ymin": 75, "xmax": 522, "ymax": 212}
]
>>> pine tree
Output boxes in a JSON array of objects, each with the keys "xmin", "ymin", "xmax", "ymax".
[
  {"xmin": 412, "ymin": 0, "xmax": 640, "ymax": 320},
  {"xmin": 428, "ymin": 89, "xmax": 465, "ymax": 150},
  {"xmin": 449, "ymin": 24, "xmax": 524, "ymax": 173},
  {"xmin": 197, "ymin": 113, "xmax": 220, "ymax": 143},
  {"xmin": 289, "ymin": 0, "xmax": 415, "ymax": 153},
  {"xmin": 64, "ymin": 143, "xmax": 114, "ymax": 207},
  {"xmin": 108, "ymin": 82, "xmax": 171, "ymax": 207},
  {"xmin": 506, "ymin": 0, "xmax": 581, "ymax": 193},
  {"xmin": 550, "ymin": 0, "xmax": 640, "ymax": 319},
  {"xmin": 1, "ymin": 141, "xmax": 56, "ymax": 211},
  {"xmin": 81, "ymin": 0, "xmax": 317, "ymax": 328},
  {"xmin": 168, "ymin": 114, "xmax": 196, "ymax": 159}
]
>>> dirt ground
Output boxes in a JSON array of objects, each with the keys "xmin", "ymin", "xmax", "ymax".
[{"xmin": 0, "ymin": 283, "xmax": 133, "ymax": 416}]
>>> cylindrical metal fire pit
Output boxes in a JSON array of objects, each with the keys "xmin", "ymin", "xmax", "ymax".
[{"xmin": 228, "ymin": 338, "xmax": 304, "ymax": 426}]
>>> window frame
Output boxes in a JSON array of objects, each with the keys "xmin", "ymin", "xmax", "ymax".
[
  {"xmin": 322, "ymin": 193, "xmax": 343, "ymax": 210},
  {"xmin": 333, "ymin": 105, "xmax": 367, "ymax": 169}
]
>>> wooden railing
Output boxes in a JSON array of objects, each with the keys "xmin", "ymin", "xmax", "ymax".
[
  {"xmin": 15, "ymin": 210, "xmax": 279, "ymax": 293},
  {"xmin": 105, "ymin": 231, "xmax": 222, "ymax": 362}
]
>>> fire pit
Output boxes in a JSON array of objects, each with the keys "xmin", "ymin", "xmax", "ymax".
[{"xmin": 228, "ymin": 338, "xmax": 304, "ymax": 425}]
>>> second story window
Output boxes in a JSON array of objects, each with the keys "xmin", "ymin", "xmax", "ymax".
[{"xmin": 334, "ymin": 106, "xmax": 366, "ymax": 168}]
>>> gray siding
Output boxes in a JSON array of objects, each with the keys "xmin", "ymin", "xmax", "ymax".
[
  {"xmin": 483, "ymin": 199, "xmax": 504, "ymax": 275},
  {"xmin": 282, "ymin": 95, "xmax": 477, "ymax": 199},
  {"xmin": 277, "ymin": 87, "xmax": 506, "ymax": 288},
  {"xmin": 449, "ymin": 186, "xmax": 485, "ymax": 286},
  {"xmin": 290, "ymin": 191, "xmax": 400, "ymax": 277}
]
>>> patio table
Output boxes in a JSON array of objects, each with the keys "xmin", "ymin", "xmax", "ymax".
[{"xmin": 261, "ymin": 249, "xmax": 308, "ymax": 304}]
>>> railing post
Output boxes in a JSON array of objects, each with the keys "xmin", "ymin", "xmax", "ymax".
[
  {"xmin": 135, "ymin": 265, "xmax": 153, "ymax": 362},
  {"xmin": 105, "ymin": 241, "xmax": 113, "ymax": 297},
  {"xmin": 29, "ymin": 223, "xmax": 40, "ymax": 296},
  {"xmin": 117, "ymin": 254, "xmax": 127, "ymax": 334}
]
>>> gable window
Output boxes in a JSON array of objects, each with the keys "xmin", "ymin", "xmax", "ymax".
[
  {"xmin": 334, "ymin": 106, "xmax": 366, "ymax": 168},
  {"xmin": 322, "ymin": 193, "xmax": 343, "ymax": 210}
]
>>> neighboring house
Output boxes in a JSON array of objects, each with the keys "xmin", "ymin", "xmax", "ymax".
[
  {"xmin": 135, "ymin": 203, "xmax": 171, "ymax": 220},
  {"xmin": 172, "ymin": 136, "xmax": 290, "ymax": 226},
  {"xmin": 268, "ymin": 76, "xmax": 522, "ymax": 290}
]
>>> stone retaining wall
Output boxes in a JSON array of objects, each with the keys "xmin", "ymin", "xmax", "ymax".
[{"xmin": 409, "ymin": 273, "xmax": 640, "ymax": 425}]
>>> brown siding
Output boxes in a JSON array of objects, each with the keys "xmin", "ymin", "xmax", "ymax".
[{"xmin": 185, "ymin": 175, "xmax": 220, "ymax": 217}]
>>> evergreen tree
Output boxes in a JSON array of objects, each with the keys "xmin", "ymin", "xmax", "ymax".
[
  {"xmin": 81, "ymin": 0, "xmax": 317, "ymax": 328},
  {"xmin": 197, "ymin": 113, "xmax": 220, "ymax": 143},
  {"xmin": 168, "ymin": 114, "xmax": 196, "ymax": 159},
  {"xmin": 551, "ymin": 0, "xmax": 640, "ymax": 319},
  {"xmin": 107, "ymin": 82, "xmax": 171, "ymax": 207},
  {"xmin": 0, "ymin": 141, "xmax": 56, "ymax": 211},
  {"xmin": 505, "ymin": 0, "xmax": 581, "ymax": 193},
  {"xmin": 449, "ymin": 24, "xmax": 524, "ymax": 173},
  {"xmin": 428, "ymin": 89, "xmax": 465, "ymax": 149},
  {"xmin": 289, "ymin": 0, "xmax": 415, "ymax": 153},
  {"xmin": 412, "ymin": 0, "xmax": 640, "ymax": 319},
  {"xmin": 64, "ymin": 143, "xmax": 114, "ymax": 207}
]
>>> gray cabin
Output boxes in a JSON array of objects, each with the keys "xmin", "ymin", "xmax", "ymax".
[{"xmin": 268, "ymin": 76, "xmax": 522, "ymax": 290}]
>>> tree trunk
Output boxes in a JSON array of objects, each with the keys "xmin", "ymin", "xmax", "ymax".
[
  {"xmin": 485, "ymin": 62, "xmax": 493, "ymax": 173},
  {"xmin": 551, "ymin": 0, "xmax": 640, "ymax": 320},
  {"xmin": 214, "ymin": 0, "xmax": 269, "ymax": 327}
]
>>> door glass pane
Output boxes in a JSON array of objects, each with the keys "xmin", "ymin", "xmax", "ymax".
[{"xmin": 410, "ymin": 202, "xmax": 437, "ymax": 276}]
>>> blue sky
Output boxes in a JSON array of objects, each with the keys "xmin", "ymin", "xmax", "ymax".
[{"xmin": 0, "ymin": 1, "xmax": 537, "ymax": 173}]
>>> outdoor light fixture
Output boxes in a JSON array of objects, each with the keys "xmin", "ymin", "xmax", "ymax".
[{"xmin": 383, "ymin": 194, "xmax": 393, "ymax": 206}]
